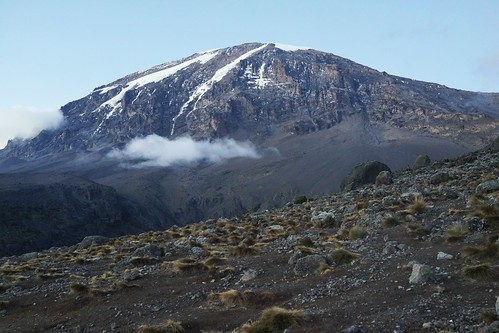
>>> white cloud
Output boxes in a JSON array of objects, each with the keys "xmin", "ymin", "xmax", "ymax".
[
  {"xmin": 108, "ymin": 134, "xmax": 261, "ymax": 168},
  {"xmin": 0, "ymin": 106, "xmax": 64, "ymax": 149}
]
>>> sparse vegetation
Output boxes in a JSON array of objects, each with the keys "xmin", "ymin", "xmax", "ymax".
[
  {"xmin": 293, "ymin": 195, "xmax": 308, "ymax": 204},
  {"xmin": 331, "ymin": 248, "xmax": 360, "ymax": 265},
  {"xmin": 462, "ymin": 263, "xmax": 492, "ymax": 279},
  {"xmin": 462, "ymin": 241, "xmax": 498, "ymax": 259},
  {"xmin": 241, "ymin": 306, "xmax": 307, "ymax": 333},
  {"xmin": 480, "ymin": 308, "xmax": 499, "ymax": 324},
  {"xmin": 172, "ymin": 260, "xmax": 208, "ymax": 274},
  {"xmin": 406, "ymin": 222, "xmax": 424, "ymax": 235},
  {"xmin": 445, "ymin": 222, "xmax": 469, "ymax": 243},
  {"xmin": 137, "ymin": 319, "xmax": 185, "ymax": 333},
  {"xmin": 382, "ymin": 215, "xmax": 400, "ymax": 228},
  {"xmin": 408, "ymin": 196, "xmax": 427, "ymax": 214},
  {"xmin": 69, "ymin": 282, "xmax": 88, "ymax": 294},
  {"xmin": 349, "ymin": 225, "xmax": 367, "ymax": 240}
]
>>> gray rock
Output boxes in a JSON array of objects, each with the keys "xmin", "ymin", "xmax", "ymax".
[
  {"xmin": 382, "ymin": 195, "xmax": 398, "ymax": 206},
  {"xmin": 123, "ymin": 269, "xmax": 142, "ymax": 282},
  {"xmin": 288, "ymin": 251, "xmax": 306, "ymax": 265},
  {"xmin": 429, "ymin": 172, "xmax": 450, "ymax": 185},
  {"xmin": 400, "ymin": 192, "xmax": 422, "ymax": 203},
  {"xmin": 409, "ymin": 264, "xmax": 433, "ymax": 284},
  {"xmin": 21, "ymin": 252, "xmax": 39, "ymax": 260},
  {"xmin": 382, "ymin": 243, "xmax": 397, "ymax": 255},
  {"xmin": 341, "ymin": 324, "xmax": 362, "ymax": 333},
  {"xmin": 239, "ymin": 269, "xmax": 259, "ymax": 282},
  {"xmin": 311, "ymin": 211, "xmax": 335, "ymax": 222},
  {"xmin": 131, "ymin": 244, "xmax": 162, "ymax": 258},
  {"xmin": 340, "ymin": 161, "xmax": 392, "ymax": 191},
  {"xmin": 79, "ymin": 235, "xmax": 109, "ymax": 248},
  {"xmin": 375, "ymin": 170, "xmax": 393, "ymax": 186},
  {"xmin": 190, "ymin": 246, "xmax": 205, "ymax": 256},
  {"xmin": 436, "ymin": 252, "xmax": 453, "ymax": 260},
  {"xmin": 477, "ymin": 179, "xmax": 499, "ymax": 193},
  {"xmin": 293, "ymin": 255, "xmax": 332, "ymax": 276},
  {"xmin": 413, "ymin": 154, "xmax": 431, "ymax": 170},
  {"xmin": 496, "ymin": 296, "xmax": 499, "ymax": 316}
]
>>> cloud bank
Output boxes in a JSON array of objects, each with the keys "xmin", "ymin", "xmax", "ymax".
[
  {"xmin": 108, "ymin": 135, "xmax": 261, "ymax": 168},
  {"xmin": 0, "ymin": 106, "xmax": 64, "ymax": 149}
]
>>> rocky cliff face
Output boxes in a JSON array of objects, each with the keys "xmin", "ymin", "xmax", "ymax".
[{"xmin": 2, "ymin": 42, "xmax": 498, "ymax": 159}]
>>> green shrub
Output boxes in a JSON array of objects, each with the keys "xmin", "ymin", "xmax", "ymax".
[{"xmin": 293, "ymin": 195, "xmax": 307, "ymax": 204}]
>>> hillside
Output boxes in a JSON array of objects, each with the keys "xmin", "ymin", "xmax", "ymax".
[{"xmin": 1, "ymin": 139, "xmax": 498, "ymax": 332}]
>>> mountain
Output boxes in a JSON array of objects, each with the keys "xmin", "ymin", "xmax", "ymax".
[{"xmin": 0, "ymin": 42, "xmax": 498, "ymax": 256}]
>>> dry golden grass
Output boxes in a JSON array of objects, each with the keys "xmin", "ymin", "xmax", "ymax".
[
  {"xmin": 137, "ymin": 319, "xmax": 185, "ymax": 333},
  {"xmin": 331, "ymin": 248, "xmax": 360, "ymax": 265},
  {"xmin": 445, "ymin": 222, "xmax": 469, "ymax": 243},
  {"xmin": 241, "ymin": 306, "xmax": 307, "ymax": 333},
  {"xmin": 69, "ymin": 282, "xmax": 88, "ymax": 294},
  {"xmin": 348, "ymin": 225, "xmax": 367, "ymax": 240},
  {"xmin": 172, "ymin": 260, "xmax": 208, "ymax": 274},
  {"xmin": 462, "ymin": 242, "xmax": 498, "ymax": 259},
  {"xmin": 462, "ymin": 263, "xmax": 492, "ymax": 279},
  {"xmin": 210, "ymin": 289, "xmax": 248, "ymax": 307},
  {"xmin": 408, "ymin": 196, "xmax": 427, "ymax": 214},
  {"xmin": 382, "ymin": 215, "xmax": 400, "ymax": 228}
]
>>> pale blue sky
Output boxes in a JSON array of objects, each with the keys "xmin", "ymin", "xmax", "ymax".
[{"xmin": 0, "ymin": 0, "xmax": 498, "ymax": 142}]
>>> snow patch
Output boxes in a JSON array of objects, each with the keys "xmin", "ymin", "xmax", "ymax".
[
  {"xmin": 92, "ymin": 51, "xmax": 219, "ymax": 118},
  {"xmin": 243, "ymin": 62, "xmax": 272, "ymax": 88},
  {"xmin": 171, "ymin": 43, "xmax": 269, "ymax": 135},
  {"xmin": 272, "ymin": 43, "xmax": 310, "ymax": 52}
]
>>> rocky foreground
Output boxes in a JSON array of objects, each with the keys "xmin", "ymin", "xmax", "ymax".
[{"xmin": 0, "ymin": 140, "xmax": 498, "ymax": 333}]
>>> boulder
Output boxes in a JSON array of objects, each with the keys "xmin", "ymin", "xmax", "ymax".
[
  {"xmin": 79, "ymin": 235, "xmax": 109, "ymax": 248},
  {"xmin": 409, "ymin": 263, "xmax": 434, "ymax": 284},
  {"xmin": 375, "ymin": 170, "xmax": 393, "ymax": 186},
  {"xmin": 477, "ymin": 179, "xmax": 499, "ymax": 193},
  {"xmin": 429, "ymin": 172, "xmax": 450, "ymax": 185},
  {"xmin": 340, "ymin": 161, "xmax": 392, "ymax": 191},
  {"xmin": 131, "ymin": 243, "xmax": 162, "ymax": 258},
  {"xmin": 413, "ymin": 154, "xmax": 431, "ymax": 169},
  {"xmin": 293, "ymin": 254, "xmax": 333, "ymax": 276}
]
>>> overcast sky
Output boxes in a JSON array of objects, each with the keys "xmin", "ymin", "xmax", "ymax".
[{"xmin": 0, "ymin": 0, "xmax": 498, "ymax": 147}]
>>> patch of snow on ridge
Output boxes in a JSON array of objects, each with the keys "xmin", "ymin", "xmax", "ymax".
[
  {"xmin": 272, "ymin": 43, "xmax": 310, "ymax": 52},
  {"xmin": 171, "ymin": 43, "xmax": 269, "ymax": 135},
  {"xmin": 92, "ymin": 51, "xmax": 219, "ymax": 117},
  {"xmin": 243, "ymin": 63, "xmax": 272, "ymax": 88}
]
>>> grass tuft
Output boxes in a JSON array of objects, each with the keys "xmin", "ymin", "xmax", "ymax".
[
  {"xmin": 445, "ymin": 223, "xmax": 469, "ymax": 243},
  {"xmin": 137, "ymin": 319, "xmax": 185, "ymax": 333},
  {"xmin": 382, "ymin": 215, "xmax": 400, "ymax": 228},
  {"xmin": 241, "ymin": 306, "xmax": 307, "ymax": 333},
  {"xmin": 462, "ymin": 263, "xmax": 492, "ymax": 279},
  {"xmin": 480, "ymin": 308, "xmax": 499, "ymax": 325},
  {"xmin": 408, "ymin": 196, "xmax": 427, "ymax": 214},
  {"xmin": 229, "ymin": 246, "xmax": 259, "ymax": 257},
  {"xmin": 462, "ymin": 242, "xmax": 498, "ymax": 259},
  {"xmin": 331, "ymin": 248, "xmax": 360, "ymax": 265},
  {"xmin": 172, "ymin": 260, "xmax": 208, "ymax": 274},
  {"xmin": 211, "ymin": 289, "xmax": 248, "ymax": 307},
  {"xmin": 69, "ymin": 282, "xmax": 89, "ymax": 294},
  {"xmin": 348, "ymin": 226, "xmax": 367, "ymax": 240}
]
